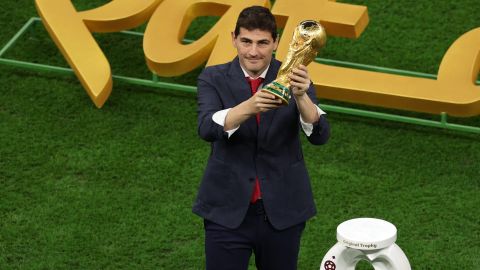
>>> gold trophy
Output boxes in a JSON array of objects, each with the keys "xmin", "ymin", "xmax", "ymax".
[{"xmin": 262, "ymin": 20, "xmax": 327, "ymax": 105}]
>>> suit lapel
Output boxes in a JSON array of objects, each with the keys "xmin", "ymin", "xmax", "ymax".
[{"xmin": 227, "ymin": 57, "xmax": 257, "ymax": 136}]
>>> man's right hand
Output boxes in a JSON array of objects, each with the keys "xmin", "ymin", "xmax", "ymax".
[
  {"xmin": 247, "ymin": 90, "xmax": 282, "ymax": 114},
  {"xmin": 223, "ymin": 91, "xmax": 282, "ymax": 131}
]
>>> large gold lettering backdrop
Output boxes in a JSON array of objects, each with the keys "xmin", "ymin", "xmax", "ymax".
[{"xmin": 35, "ymin": 0, "xmax": 480, "ymax": 117}]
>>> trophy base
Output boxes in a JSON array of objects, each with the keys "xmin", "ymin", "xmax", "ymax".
[{"xmin": 261, "ymin": 81, "xmax": 291, "ymax": 105}]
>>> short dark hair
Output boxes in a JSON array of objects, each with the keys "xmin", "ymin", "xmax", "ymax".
[{"xmin": 234, "ymin": 6, "xmax": 277, "ymax": 41}]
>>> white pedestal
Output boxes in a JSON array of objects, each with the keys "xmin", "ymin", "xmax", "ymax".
[{"xmin": 320, "ymin": 218, "xmax": 411, "ymax": 270}]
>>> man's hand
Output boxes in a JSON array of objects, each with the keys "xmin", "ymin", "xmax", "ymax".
[
  {"xmin": 288, "ymin": 64, "xmax": 320, "ymax": 124},
  {"xmin": 288, "ymin": 64, "xmax": 311, "ymax": 97},
  {"xmin": 224, "ymin": 90, "xmax": 281, "ymax": 131},
  {"xmin": 247, "ymin": 90, "xmax": 282, "ymax": 114}
]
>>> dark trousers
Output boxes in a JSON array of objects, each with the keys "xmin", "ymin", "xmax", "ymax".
[{"xmin": 204, "ymin": 200, "xmax": 306, "ymax": 270}]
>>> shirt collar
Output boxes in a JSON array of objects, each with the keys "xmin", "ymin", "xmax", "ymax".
[{"xmin": 240, "ymin": 64, "xmax": 270, "ymax": 80}]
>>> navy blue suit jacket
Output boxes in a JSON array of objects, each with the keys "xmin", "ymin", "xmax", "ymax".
[{"xmin": 193, "ymin": 57, "xmax": 330, "ymax": 230}]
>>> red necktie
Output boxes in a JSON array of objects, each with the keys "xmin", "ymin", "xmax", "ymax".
[
  {"xmin": 247, "ymin": 77, "xmax": 263, "ymax": 203},
  {"xmin": 247, "ymin": 77, "xmax": 263, "ymax": 123}
]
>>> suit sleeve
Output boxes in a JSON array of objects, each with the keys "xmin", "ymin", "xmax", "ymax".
[
  {"xmin": 197, "ymin": 69, "xmax": 229, "ymax": 142},
  {"xmin": 304, "ymin": 83, "xmax": 330, "ymax": 145}
]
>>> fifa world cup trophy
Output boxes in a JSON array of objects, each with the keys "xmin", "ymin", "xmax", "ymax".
[{"xmin": 262, "ymin": 20, "xmax": 327, "ymax": 105}]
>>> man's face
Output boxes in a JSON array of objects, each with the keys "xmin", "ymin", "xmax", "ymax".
[{"xmin": 232, "ymin": 27, "xmax": 278, "ymax": 77}]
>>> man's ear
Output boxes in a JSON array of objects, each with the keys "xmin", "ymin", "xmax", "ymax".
[
  {"xmin": 273, "ymin": 36, "xmax": 279, "ymax": 51},
  {"xmin": 231, "ymin": 31, "xmax": 237, "ymax": 48}
]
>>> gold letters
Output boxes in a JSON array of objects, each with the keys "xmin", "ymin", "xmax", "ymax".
[
  {"xmin": 305, "ymin": 26, "xmax": 480, "ymax": 117},
  {"xmin": 144, "ymin": 0, "xmax": 270, "ymax": 76},
  {"xmin": 35, "ymin": 0, "xmax": 480, "ymax": 116},
  {"xmin": 35, "ymin": 0, "xmax": 163, "ymax": 108}
]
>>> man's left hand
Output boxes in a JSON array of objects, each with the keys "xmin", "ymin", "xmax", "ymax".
[{"xmin": 288, "ymin": 64, "xmax": 311, "ymax": 97}]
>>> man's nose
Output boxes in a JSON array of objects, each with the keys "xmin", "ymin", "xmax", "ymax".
[{"xmin": 248, "ymin": 44, "xmax": 259, "ymax": 56}]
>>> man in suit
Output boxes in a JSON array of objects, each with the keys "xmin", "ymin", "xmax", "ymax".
[{"xmin": 193, "ymin": 6, "xmax": 330, "ymax": 270}]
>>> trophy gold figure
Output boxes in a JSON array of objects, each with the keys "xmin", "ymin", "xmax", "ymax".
[{"xmin": 261, "ymin": 20, "xmax": 327, "ymax": 105}]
